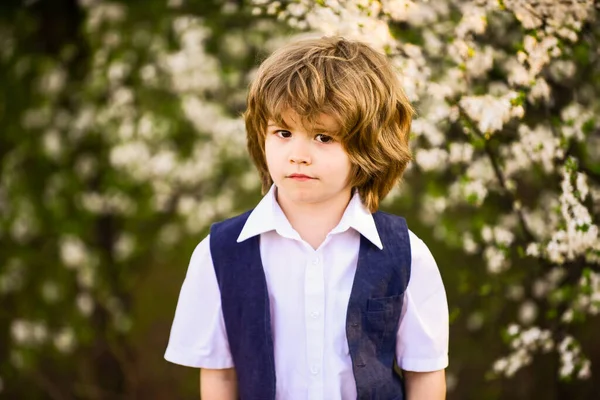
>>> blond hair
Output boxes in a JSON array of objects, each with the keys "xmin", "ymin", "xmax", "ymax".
[{"xmin": 244, "ymin": 36, "xmax": 414, "ymax": 212}]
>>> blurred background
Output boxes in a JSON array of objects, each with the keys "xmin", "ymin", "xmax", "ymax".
[{"xmin": 1, "ymin": 0, "xmax": 599, "ymax": 399}]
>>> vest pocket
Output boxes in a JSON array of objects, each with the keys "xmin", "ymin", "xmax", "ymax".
[{"xmin": 365, "ymin": 294, "xmax": 403, "ymax": 342}]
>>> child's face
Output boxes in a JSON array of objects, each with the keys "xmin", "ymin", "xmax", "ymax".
[{"xmin": 265, "ymin": 109, "xmax": 352, "ymax": 207}]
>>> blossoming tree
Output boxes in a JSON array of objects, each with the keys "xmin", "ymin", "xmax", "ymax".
[
  {"xmin": 0, "ymin": 0, "xmax": 285, "ymax": 397},
  {"xmin": 250, "ymin": 0, "xmax": 600, "ymax": 391},
  {"xmin": 0, "ymin": 0, "xmax": 598, "ymax": 398}
]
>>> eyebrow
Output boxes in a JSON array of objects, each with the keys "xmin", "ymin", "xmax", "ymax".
[{"xmin": 267, "ymin": 121, "xmax": 291, "ymax": 129}]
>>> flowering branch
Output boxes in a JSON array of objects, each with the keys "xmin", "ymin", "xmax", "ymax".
[{"xmin": 457, "ymin": 104, "xmax": 537, "ymax": 244}]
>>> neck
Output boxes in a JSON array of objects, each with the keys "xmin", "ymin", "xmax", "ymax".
[{"xmin": 276, "ymin": 188, "xmax": 352, "ymax": 250}]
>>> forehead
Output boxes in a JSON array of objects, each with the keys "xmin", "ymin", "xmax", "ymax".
[{"xmin": 267, "ymin": 109, "xmax": 340, "ymax": 132}]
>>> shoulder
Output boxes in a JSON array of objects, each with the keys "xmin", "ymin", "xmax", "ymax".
[
  {"xmin": 374, "ymin": 211, "xmax": 438, "ymax": 269},
  {"xmin": 373, "ymin": 211, "xmax": 407, "ymax": 226},
  {"xmin": 187, "ymin": 234, "xmax": 212, "ymax": 271},
  {"xmin": 407, "ymin": 229, "xmax": 434, "ymax": 263},
  {"xmin": 189, "ymin": 208, "xmax": 253, "ymax": 267},
  {"xmin": 406, "ymin": 229, "xmax": 444, "ymax": 289},
  {"xmin": 372, "ymin": 211, "xmax": 409, "ymax": 246}
]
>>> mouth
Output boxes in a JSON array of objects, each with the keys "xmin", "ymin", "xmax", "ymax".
[{"xmin": 287, "ymin": 173, "xmax": 316, "ymax": 181}]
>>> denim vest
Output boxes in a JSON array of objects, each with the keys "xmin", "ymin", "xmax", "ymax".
[{"xmin": 210, "ymin": 210, "xmax": 411, "ymax": 400}]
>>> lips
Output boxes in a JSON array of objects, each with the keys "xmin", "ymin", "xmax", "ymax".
[{"xmin": 288, "ymin": 173, "xmax": 315, "ymax": 180}]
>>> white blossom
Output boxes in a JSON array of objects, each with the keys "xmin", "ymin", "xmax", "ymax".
[
  {"xmin": 493, "ymin": 325, "xmax": 554, "ymax": 377},
  {"xmin": 462, "ymin": 232, "xmax": 479, "ymax": 254},
  {"xmin": 59, "ymin": 236, "xmax": 88, "ymax": 269},
  {"xmin": 42, "ymin": 129, "xmax": 63, "ymax": 160},
  {"xmin": 39, "ymin": 66, "xmax": 67, "ymax": 95},
  {"xmin": 467, "ymin": 312, "xmax": 484, "ymax": 331},
  {"xmin": 415, "ymin": 148, "xmax": 448, "ymax": 171},
  {"xmin": 53, "ymin": 328, "xmax": 76, "ymax": 354},
  {"xmin": 518, "ymin": 300, "xmax": 538, "ymax": 325},
  {"xmin": 115, "ymin": 233, "xmax": 135, "ymax": 261},
  {"xmin": 484, "ymin": 246, "xmax": 508, "ymax": 274},
  {"xmin": 528, "ymin": 78, "xmax": 551, "ymax": 103},
  {"xmin": 10, "ymin": 320, "xmax": 47, "ymax": 346},
  {"xmin": 503, "ymin": 124, "xmax": 562, "ymax": 177},
  {"xmin": 558, "ymin": 335, "xmax": 590, "ymax": 379},
  {"xmin": 459, "ymin": 92, "xmax": 523, "ymax": 134},
  {"xmin": 77, "ymin": 293, "xmax": 95, "ymax": 316},
  {"xmin": 448, "ymin": 142, "xmax": 474, "ymax": 164},
  {"xmin": 544, "ymin": 166, "xmax": 599, "ymax": 264}
]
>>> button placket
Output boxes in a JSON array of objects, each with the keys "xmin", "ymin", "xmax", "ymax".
[{"xmin": 304, "ymin": 251, "xmax": 325, "ymax": 397}]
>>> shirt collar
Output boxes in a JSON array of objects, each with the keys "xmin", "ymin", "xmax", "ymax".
[
  {"xmin": 237, "ymin": 185, "xmax": 383, "ymax": 250},
  {"xmin": 237, "ymin": 185, "xmax": 280, "ymax": 242},
  {"xmin": 331, "ymin": 190, "xmax": 383, "ymax": 249}
]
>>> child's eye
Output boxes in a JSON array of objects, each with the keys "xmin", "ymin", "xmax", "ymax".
[
  {"xmin": 315, "ymin": 134, "xmax": 334, "ymax": 143},
  {"xmin": 275, "ymin": 130, "xmax": 292, "ymax": 138}
]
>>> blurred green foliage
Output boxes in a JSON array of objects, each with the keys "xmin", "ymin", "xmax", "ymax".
[{"xmin": 0, "ymin": 1, "xmax": 599, "ymax": 399}]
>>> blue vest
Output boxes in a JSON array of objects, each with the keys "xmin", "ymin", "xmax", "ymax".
[{"xmin": 210, "ymin": 210, "xmax": 411, "ymax": 400}]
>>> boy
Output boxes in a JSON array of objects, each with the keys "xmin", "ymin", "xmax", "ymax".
[{"xmin": 165, "ymin": 36, "xmax": 448, "ymax": 399}]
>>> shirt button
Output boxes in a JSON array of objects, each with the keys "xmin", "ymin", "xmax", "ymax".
[
  {"xmin": 312, "ymin": 258, "xmax": 319, "ymax": 265},
  {"xmin": 310, "ymin": 365, "xmax": 320, "ymax": 374},
  {"xmin": 310, "ymin": 311, "xmax": 320, "ymax": 318}
]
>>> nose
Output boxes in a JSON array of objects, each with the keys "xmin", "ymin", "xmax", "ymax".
[{"xmin": 289, "ymin": 137, "xmax": 312, "ymax": 165}]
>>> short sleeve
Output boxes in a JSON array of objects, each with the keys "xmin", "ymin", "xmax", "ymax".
[
  {"xmin": 164, "ymin": 235, "xmax": 234, "ymax": 368},
  {"xmin": 396, "ymin": 231, "xmax": 449, "ymax": 372}
]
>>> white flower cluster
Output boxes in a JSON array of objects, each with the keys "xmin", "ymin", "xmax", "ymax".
[
  {"xmin": 480, "ymin": 224, "xmax": 517, "ymax": 273},
  {"xmin": 459, "ymin": 92, "xmax": 524, "ymax": 134},
  {"xmin": 254, "ymin": 0, "xmax": 396, "ymax": 50},
  {"xmin": 563, "ymin": 271, "xmax": 600, "ymax": 322},
  {"xmin": 445, "ymin": 156, "xmax": 496, "ymax": 207},
  {"xmin": 558, "ymin": 335, "xmax": 591, "ymax": 379},
  {"xmin": 161, "ymin": 17, "xmax": 220, "ymax": 94},
  {"xmin": 4, "ymin": 0, "xmax": 273, "ymax": 368},
  {"xmin": 529, "ymin": 267, "xmax": 566, "ymax": 300},
  {"xmin": 560, "ymin": 102, "xmax": 596, "ymax": 141},
  {"xmin": 544, "ymin": 165, "xmax": 599, "ymax": 265},
  {"xmin": 503, "ymin": 124, "xmax": 564, "ymax": 178},
  {"xmin": 499, "ymin": 0, "xmax": 593, "ymax": 91},
  {"xmin": 493, "ymin": 324, "xmax": 554, "ymax": 377},
  {"xmin": 499, "ymin": 0, "xmax": 594, "ymax": 32},
  {"xmin": 82, "ymin": 1, "xmax": 127, "ymax": 33},
  {"xmin": 259, "ymin": 0, "xmax": 600, "ymax": 382},
  {"xmin": 60, "ymin": 235, "xmax": 92, "ymax": 270},
  {"xmin": 10, "ymin": 320, "xmax": 76, "ymax": 355},
  {"xmin": 104, "ymin": 17, "xmax": 248, "ymax": 224},
  {"xmin": 521, "ymin": 193, "xmax": 562, "ymax": 241}
]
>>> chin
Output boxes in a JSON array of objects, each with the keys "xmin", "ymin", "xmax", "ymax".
[{"xmin": 277, "ymin": 182, "xmax": 323, "ymax": 204}]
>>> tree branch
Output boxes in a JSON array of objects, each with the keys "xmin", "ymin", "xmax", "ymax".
[{"xmin": 457, "ymin": 106, "xmax": 538, "ymax": 244}]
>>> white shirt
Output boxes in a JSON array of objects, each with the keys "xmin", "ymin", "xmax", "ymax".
[{"xmin": 165, "ymin": 186, "xmax": 448, "ymax": 399}]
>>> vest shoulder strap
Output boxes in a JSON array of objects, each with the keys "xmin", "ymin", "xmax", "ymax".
[{"xmin": 209, "ymin": 209, "xmax": 276, "ymax": 400}]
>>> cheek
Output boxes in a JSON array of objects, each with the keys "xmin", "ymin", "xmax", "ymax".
[
  {"xmin": 264, "ymin": 136, "xmax": 279, "ymax": 170},
  {"xmin": 328, "ymin": 148, "xmax": 352, "ymax": 174}
]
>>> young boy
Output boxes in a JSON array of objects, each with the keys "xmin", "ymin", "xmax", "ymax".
[{"xmin": 165, "ymin": 36, "xmax": 448, "ymax": 400}]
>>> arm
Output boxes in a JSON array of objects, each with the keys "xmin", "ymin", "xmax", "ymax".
[
  {"xmin": 403, "ymin": 370, "xmax": 446, "ymax": 400},
  {"xmin": 396, "ymin": 235, "xmax": 449, "ymax": 400},
  {"xmin": 200, "ymin": 368, "xmax": 238, "ymax": 400},
  {"xmin": 164, "ymin": 236, "xmax": 236, "ymax": 396}
]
